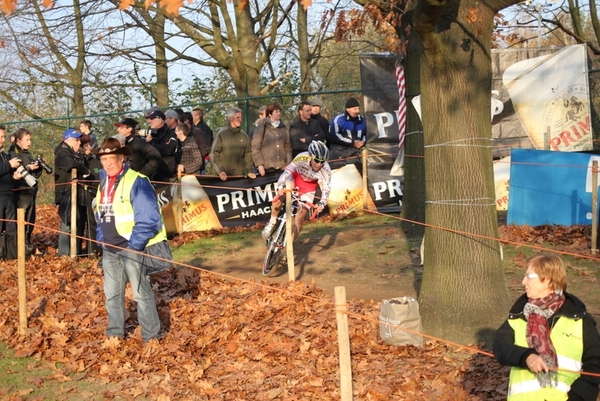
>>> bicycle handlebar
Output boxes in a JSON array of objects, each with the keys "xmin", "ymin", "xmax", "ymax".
[{"xmin": 272, "ymin": 189, "xmax": 319, "ymax": 220}]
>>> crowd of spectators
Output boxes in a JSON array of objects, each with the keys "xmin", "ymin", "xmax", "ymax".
[{"xmin": 0, "ymin": 99, "xmax": 366, "ymax": 259}]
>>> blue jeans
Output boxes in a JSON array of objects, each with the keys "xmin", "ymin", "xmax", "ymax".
[{"xmin": 102, "ymin": 248, "xmax": 160, "ymax": 342}]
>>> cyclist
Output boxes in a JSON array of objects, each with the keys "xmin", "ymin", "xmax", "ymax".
[{"xmin": 262, "ymin": 140, "xmax": 331, "ymax": 241}]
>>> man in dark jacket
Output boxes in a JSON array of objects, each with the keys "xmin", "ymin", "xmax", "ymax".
[
  {"xmin": 54, "ymin": 128, "xmax": 90, "ymax": 256},
  {"xmin": 144, "ymin": 108, "xmax": 179, "ymax": 182},
  {"xmin": 0, "ymin": 126, "xmax": 21, "ymax": 235},
  {"xmin": 308, "ymin": 97, "xmax": 330, "ymax": 141},
  {"xmin": 192, "ymin": 108, "xmax": 213, "ymax": 154},
  {"xmin": 115, "ymin": 118, "xmax": 163, "ymax": 181},
  {"xmin": 289, "ymin": 101, "xmax": 325, "ymax": 157}
]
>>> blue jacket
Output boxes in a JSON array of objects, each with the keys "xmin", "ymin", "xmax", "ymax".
[
  {"xmin": 328, "ymin": 111, "xmax": 366, "ymax": 146},
  {"xmin": 95, "ymin": 165, "xmax": 163, "ymax": 251}
]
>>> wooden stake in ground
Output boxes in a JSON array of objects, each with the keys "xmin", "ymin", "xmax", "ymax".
[
  {"xmin": 70, "ymin": 168, "xmax": 77, "ymax": 258},
  {"xmin": 592, "ymin": 161, "xmax": 598, "ymax": 254},
  {"xmin": 335, "ymin": 286, "xmax": 352, "ymax": 400},
  {"xmin": 18, "ymin": 208, "xmax": 27, "ymax": 336},
  {"xmin": 285, "ymin": 180, "xmax": 295, "ymax": 281}
]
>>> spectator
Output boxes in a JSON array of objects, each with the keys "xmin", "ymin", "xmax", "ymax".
[
  {"xmin": 494, "ymin": 253, "xmax": 600, "ymax": 400},
  {"xmin": 308, "ymin": 97, "xmax": 330, "ymax": 141},
  {"xmin": 9, "ymin": 128, "xmax": 50, "ymax": 254},
  {"xmin": 210, "ymin": 108, "xmax": 256, "ymax": 181},
  {"xmin": 144, "ymin": 108, "xmax": 179, "ymax": 182},
  {"xmin": 80, "ymin": 134, "xmax": 102, "ymax": 255},
  {"xmin": 54, "ymin": 128, "xmax": 90, "ymax": 256},
  {"xmin": 248, "ymin": 105, "xmax": 267, "ymax": 143},
  {"xmin": 0, "ymin": 125, "xmax": 21, "ymax": 235},
  {"xmin": 114, "ymin": 118, "xmax": 162, "ymax": 180},
  {"xmin": 251, "ymin": 103, "xmax": 292, "ymax": 176},
  {"xmin": 328, "ymin": 97, "xmax": 366, "ymax": 170},
  {"xmin": 182, "ymin": 112, "xmax": 207, "ymax": 172},
  {"xmin": 289, "ymin": 101, "xmax": 325, "ymax": 157},
  {"xmin": 175, "ymin": 123, "xmax": 202, "ymax": 175},
  {"xmin": 79, "ymin": 120, "xmax": 99, "ymax": 149},
  {"xmin": 93, "ymin": 138, "xmax": 165, "ymax": 342},
  {"xmin": 192, "ymin": 108, "xmax": 213, "ymax": 154}
]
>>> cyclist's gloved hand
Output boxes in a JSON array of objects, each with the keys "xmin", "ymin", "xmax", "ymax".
[{"xmin": 316, "ymin": 201, "xmax": 326, "ymax": 213}]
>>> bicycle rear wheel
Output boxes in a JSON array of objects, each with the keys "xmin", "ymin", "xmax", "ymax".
[{"xmin": 262, "ymin": 222, "xmax": 286, "ymax": 276}]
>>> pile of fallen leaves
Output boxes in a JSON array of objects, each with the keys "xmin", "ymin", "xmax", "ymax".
[
  {"xmin": 4, "ymin": 206, "xmax": 593, "ymax": 400},
  {"xmin": 499, "ymin": 224, "xmax": 590, "ymax": 253},
  {"xmin": 0, "ymin": 255, "xmax": 508, "ymax": 400}
]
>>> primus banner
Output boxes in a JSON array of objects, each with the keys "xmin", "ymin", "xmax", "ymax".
[
  {"xmin": 157, "ymin": 165, "xmax": 380, "ymax": 234},
  {"xmin": 491, "ymin": 44, "xmax": 592, "ymax": 154}
]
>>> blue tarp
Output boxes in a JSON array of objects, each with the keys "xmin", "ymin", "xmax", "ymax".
[{"xmin": 508, "ymin": 149, "xmax": 600, "ymax": 226}]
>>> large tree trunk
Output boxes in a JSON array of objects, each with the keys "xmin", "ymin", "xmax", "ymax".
[
  {"xmin": 415, "ymin": 0, "xmax": 512, "ymax": 344},
  {"xmin": 399, "ymin": 10, "xmax": 425, "ymax": 237},
  {"xmin": 153, "ymin": 14, "xmax": 169, "ymax": 107}
]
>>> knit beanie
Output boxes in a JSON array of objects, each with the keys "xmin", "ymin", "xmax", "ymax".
[{"xmin": 345, "ymin": 97, "xmax": 360, "ymax": 109}]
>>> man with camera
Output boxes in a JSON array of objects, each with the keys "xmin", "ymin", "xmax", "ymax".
[
  {"xmin": 143, "ymin": 108, "xmax": 179, "ymax": 182},
  {"xmin": 0, "ymin": 126, "xmax": 21, "ymax": 259},
  {"xmin": 54, "ymin": 128, "xmax": 90, "ymax": 256}
]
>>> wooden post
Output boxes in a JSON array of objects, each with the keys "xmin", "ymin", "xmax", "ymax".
[
  {"xmin": 362, "ymin": 147, "xmax": 368, "ymax": 212},
  {"xmin": 70, "ymin": 168, "xmax": 77, "ymax": 258},
  {"xmin": 334, "ymin": 286, "xmax": 353, "ymax": 400},
  {"xmin": 592, "ymin": 161, "xmax": 598, "ymax": 254},
  {"xmin": 285, "ymin": 180, "xmax": 295, "ymax": 281},
  {"xmin": 177, "ymin": 170, "xmax": 183, "ymax": 235},
  {"xmin": 544, "ymin": 126, "xmax": 550, "ymax": 150},
  {"xmin": 17, "ymin": 208, "xmax": 27, "ymax": 336}
]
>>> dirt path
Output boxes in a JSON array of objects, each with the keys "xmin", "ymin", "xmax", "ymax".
[{"xmin": 197, "ymin": 225, "xmax": 422, "ymax": 302}]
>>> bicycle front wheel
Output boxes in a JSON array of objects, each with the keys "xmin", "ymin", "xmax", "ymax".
[{"xmin": 262, "ymin": 222, "xmax": 286, "ymax": 276}]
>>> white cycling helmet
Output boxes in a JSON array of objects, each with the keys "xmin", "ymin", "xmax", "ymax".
[{"xmin": 308, "ymin": 140, "xmax": 329, "ymax": 161}]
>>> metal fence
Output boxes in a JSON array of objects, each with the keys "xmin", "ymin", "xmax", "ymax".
[{"xmin": 2, "ymin": 89, "xmax": 361, "ymax": 205}]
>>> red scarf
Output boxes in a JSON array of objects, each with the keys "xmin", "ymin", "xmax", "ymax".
[{"xmin": 524, "ymin": 292, "xmax": 565, "ymax": 387}]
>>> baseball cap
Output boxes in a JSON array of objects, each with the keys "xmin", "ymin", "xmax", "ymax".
[
  {"xmin": 144, "ymin": 108, "xmax": 165, "ymax": 120},
  {"xmin": 62, "ymin": 129, "xmax": 82, "ymax": 141},
  {"xmin": 115, "ymin": 118, "xmax": 139, "ymax": 129},
  {"xmin": 165, "ymin": 109, "xmax": 179, "ymax": 119},
  {"xmin": 308, "ymin": 97, "xmax": 322, "ymax": 107}
]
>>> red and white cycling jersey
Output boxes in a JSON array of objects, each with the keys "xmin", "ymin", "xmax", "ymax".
[{"xmin": 277, "ymin": 152, "xmax": 332, "ymax": 206}]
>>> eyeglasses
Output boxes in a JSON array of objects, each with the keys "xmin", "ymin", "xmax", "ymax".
[
  {"xmin": 98, "ymin": 147, "xmax": 119, "ymax": 153},
  {"xmin": 524, "ymin": 273, "xmax": 539, "ymax": 280},
  {"xmin": 313, "ymin": 158, "xmax": 327, "ymax": 164}
]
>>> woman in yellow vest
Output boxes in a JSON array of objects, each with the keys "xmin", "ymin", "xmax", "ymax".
[{"xmin": 494, "ymin": 253, "xmax": 600, "ymax": 400}]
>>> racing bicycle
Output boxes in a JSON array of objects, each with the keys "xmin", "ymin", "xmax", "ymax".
[{"xmin": 262, "ymin": 189, "xmax": 318, "ymax": 276}]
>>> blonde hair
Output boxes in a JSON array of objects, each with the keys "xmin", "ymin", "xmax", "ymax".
[{"xmin": 526, "ymin": 253, "xmax": 567, "ymax": 292}]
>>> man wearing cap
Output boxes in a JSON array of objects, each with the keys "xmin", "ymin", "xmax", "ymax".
[
  {"xmin": 308, "ymin": 97, "xmax": 330, "ymax": 140},
  {"xmin": 289, "ymin": 101, "xmax": 325, "ymax": 157},
  {"xmin": 115, "ymin": 118, "xmax": 163, "ymax": 180},
  {"xmin": 143, "ymin": 108, "xmax": 179, "ymax": 182},
  {"xmin": 328, "ymin": 97, "xmax": 367, "ymax": 170},
  {"xmin": 93, "ymin": 137, "xmax": 166, "ymax": 343},
  {"xmin": 54, "ymin": 128, "xmax": 91, "ymax": 256}
]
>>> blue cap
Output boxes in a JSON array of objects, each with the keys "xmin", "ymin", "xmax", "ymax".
[{"xmin": 62, "ymin": 129, "xmax": 82, "ymax": 140}]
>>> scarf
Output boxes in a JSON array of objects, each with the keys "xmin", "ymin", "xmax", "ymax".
[
  {"xmin": 523, "ymin": 292, "xmax": 565, "ymax": 387},
  {"xmin": 271, "ymin": 120, "xmax": 281, "ymax": 128}
]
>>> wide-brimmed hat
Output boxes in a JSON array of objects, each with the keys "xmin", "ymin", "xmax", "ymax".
[{"xmin": 91, "ymin": 137, "xmax": 132, "ymax": 156}]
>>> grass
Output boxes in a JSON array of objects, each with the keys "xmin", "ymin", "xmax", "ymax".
[{"xmin": 0, "ymin": 343, "xmax": 120, "ymax": 400}]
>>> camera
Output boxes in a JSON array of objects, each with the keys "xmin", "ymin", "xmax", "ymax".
[
  {"xmin": 16, "ymin": 165, "xmax": 37, "ymax": 187},
  {"xmin": 34, "ymin": 154, "xmax": 53, "ymax": 174},
  {"xmin": 138, "ymin": 128, "xmax": 157, "ymax": 137}
]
